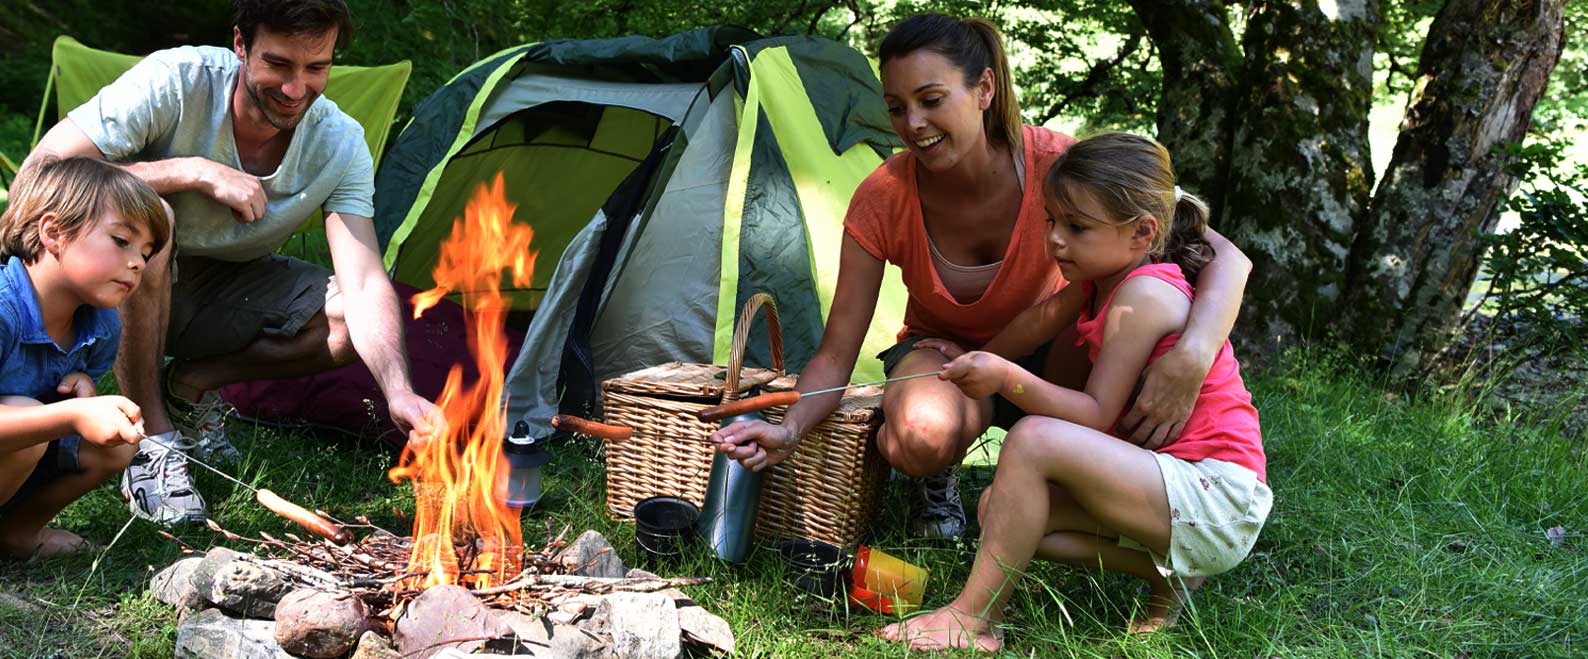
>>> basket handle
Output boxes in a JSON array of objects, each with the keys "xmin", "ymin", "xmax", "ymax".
[{"xmin": 722, "ymin": 292, "xmax": 784, "ymax": 404}]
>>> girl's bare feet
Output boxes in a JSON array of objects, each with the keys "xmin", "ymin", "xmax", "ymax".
[
  {"xmin": 1129, "ymin": 575, "xmax": 1205, "ymax": 633},
  {"xmin": 877, "ymin": 604, "xmax": 1002, "ymax": 652},
  {"xmin": 1, "ymin": 527, "xmax": 90, "ymax": 560}
]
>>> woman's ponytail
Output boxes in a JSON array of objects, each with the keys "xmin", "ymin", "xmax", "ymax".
[{"xmin": 963, "ymin": 18, "xmax": 1022, "ymax": 151}]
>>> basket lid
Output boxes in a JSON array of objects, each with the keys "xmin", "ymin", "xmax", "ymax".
[{"xmin": 602, "ymin": 361, "xmax": 783, "ymax": 399}]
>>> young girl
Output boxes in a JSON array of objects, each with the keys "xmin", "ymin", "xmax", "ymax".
[
  {"xmin": 0, "ymin": 156, "xmax": 170, "ymax": 558},
  {"xmin": 880, "ymin": 132, "xmax": 1270, "ymax": 650}
]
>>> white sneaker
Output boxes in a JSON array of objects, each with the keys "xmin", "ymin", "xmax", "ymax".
[
  {"xmin": 167, "ymin": 382, "xmax": 242, "ymax": 466},
  {"xmin": 121, "ymin": 432, "xmax": 209, "ymax": 526},
  {"xmin": 910, "ymin": 465, "xmax": 967, "ymax": 539}
]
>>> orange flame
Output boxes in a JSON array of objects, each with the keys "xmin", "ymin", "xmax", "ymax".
[{"xmin": 388, "ymin": 173, "xmax": 535, "ymax": 589}]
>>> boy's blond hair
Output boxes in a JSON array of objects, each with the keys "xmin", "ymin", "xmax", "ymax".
[{"xmin": 0, "ymin": 157, "xmax": 171, "ymax": 265}]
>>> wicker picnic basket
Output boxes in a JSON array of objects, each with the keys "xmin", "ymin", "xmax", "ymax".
[{"xmin": 600, "ymin": 293, "xmax": 887, "ymax": 548}]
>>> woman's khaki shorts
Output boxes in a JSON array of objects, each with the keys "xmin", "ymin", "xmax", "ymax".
[{"xmin": 1120, "ymin": 455, "xmax": 1272, "ymax": 578}]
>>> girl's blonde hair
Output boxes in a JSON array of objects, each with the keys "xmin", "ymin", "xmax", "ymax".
[
  {"xmin": 1, "ymin": 157, "xmax": 170, "ymax": 265},
  {"xmin": 880, "ymin": 13, "xmax": 1023, "ymax": 150},
  {"xmin": 1043, "ymin": 132, "xmax": 1213, "ymax": 278}
]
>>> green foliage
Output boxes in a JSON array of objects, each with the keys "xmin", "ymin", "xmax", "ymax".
[
  {"xmin": 0, "ymin": 1, "xmax": 232, "ymax": 124},
  {"xmin": 1479, "ymin": 138, "xmax": 1588, "ymax": 339}
]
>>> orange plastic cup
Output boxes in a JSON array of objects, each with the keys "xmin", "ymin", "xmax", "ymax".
[{"xmin": 848, "ymin": 545, "xmax": 928, "ymax": 614}]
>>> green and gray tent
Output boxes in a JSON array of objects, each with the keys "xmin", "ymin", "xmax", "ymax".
[{"xmin": 374, "ymin": 28, "xmax": 909, "ymax": 441}]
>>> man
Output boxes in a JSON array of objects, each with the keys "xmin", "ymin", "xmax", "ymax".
[{"xmin": 23, "ymin": 0, "xmax": 438, "ymax": 525}]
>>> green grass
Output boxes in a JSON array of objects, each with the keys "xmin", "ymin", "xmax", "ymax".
[{"xmin": 2, "ymin": 346, "xmax": 1585, "ymax": 658}]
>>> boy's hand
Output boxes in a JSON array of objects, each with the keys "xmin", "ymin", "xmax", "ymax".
[
  {"xmin": 914, "ymin": 338, "xmax": 967, "ymax": 360},
  {"xmin": 56, "ymin": 372, "xmax": 97, "ymax": 398},
  {"xmin": 940, "ymin": 351, "xmax": 1013, "ymax": 400},
  {"xmin": 70, "ymin": 396, "xmax": 143, "ymax": 447}
]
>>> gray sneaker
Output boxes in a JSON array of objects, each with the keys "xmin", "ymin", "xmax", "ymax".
[
  {"xmin": 910, "ymin": 465, "xmax": 967, "ymax": 539},
  {"xmin": 166, "ymin": 371, "xmax": 242, "ymax": 466},
  {"xmin": 121, "ymin": 433, "xmax": 209, "ymax": 526}
]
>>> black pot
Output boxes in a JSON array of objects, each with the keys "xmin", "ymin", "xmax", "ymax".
[
  {"xmin": 634, "ymin": 496, "xmax": 699, "ymax": 563},
  {"xmin": 779, "ymin": 538, "xmax": 850, "ymax": 599}
]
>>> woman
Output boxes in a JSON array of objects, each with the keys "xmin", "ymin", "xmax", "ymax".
[{"xmin": 713, "ymin": 13, "xmax": 1251, "ymax": 539}]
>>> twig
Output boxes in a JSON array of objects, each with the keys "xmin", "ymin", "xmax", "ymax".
[{"xmin": 471, "ymin": 574, "xmax": 712, "ymax": 596}]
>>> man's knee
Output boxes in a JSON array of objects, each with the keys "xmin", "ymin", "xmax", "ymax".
[{"xmin": 323, "ymin": 313, "xmax": 358, "ymax": 366}]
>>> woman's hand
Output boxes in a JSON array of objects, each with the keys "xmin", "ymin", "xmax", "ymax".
[
  {"xmin": 939, "ymin": 351, "xmax": 1013, "ymax": 400},
  {"xmin": 712, "ymin": 419, "xmax": 798, "ymax": 472},
  {"xmin": 1119, "ymin": 344, "xmax": 1211, "ymax": 449},
  {"xmin": 913, "ymin": 338, "xmax": 966, "ymax": 360}
]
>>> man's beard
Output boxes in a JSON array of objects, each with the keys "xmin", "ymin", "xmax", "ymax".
[{"xmin": 241, "ymin": 68, "xmax": 313, "ymax": 131}]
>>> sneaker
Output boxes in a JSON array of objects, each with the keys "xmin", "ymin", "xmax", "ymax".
[
  {"xmin": 910, "ymin": 465, "xmax": 967, "ymax": 539},
  {"xmin": 165, "ymin": 366, "xmax": 242, "ymax": 466},
  {"xmin": 121, "ymin": 433, "xmax": 209, "ymax": 526}
]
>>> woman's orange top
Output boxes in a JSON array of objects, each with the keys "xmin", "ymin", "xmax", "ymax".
[{"xmin": 844, "ymin": 124, "xmax": 1074, "ymax": 347}]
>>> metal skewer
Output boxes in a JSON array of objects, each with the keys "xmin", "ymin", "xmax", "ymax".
[
  {"xmin": 795, "ymin": 369, "xmax": 944, "ymax": 398},
  {"xmin": 696, "ymin": 369, "xmax": 945, "ymax": 422},
  {"xmin": 134, "ymin": 424, "xmax": 355, "ymax": 545}
]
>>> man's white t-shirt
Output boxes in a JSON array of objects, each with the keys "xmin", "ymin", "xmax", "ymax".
[{"xmin": 68, "ymin": 45, "xmax": 375, "ymax": 262}]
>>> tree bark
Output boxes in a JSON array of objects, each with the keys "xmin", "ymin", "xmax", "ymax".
[
  {"xmin": 1342, "ymin": 0, "xmax": 1566, "ymax": 372},
  {"xmin": 1217, "ymin": 0, "xmax": 1380, "ymax": 354},
  {"xmin": 1127, "ymin": 0, "xmax": 1243, "ymax": 214}
]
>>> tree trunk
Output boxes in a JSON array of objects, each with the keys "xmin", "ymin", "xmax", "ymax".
[
  {"xmin": 1127, "ymin": 0, "xmax": 1243, "ymax": 212},
  {"xmin": 1217, "ymin": 0, "xmax": 1379, "ymax": 354},
  {"xmin": 1341, "ymin": 0, "xmax": 1566, "ymax": 372}
]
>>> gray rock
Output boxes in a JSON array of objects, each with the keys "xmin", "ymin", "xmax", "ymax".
[
  {"xmin": 208, "ymin": 558, "xmax": 291, "ymax": 618},
  {"xmin": 557, "ymin": 530, "xmax": 627, "ymax": 578},
  {"xmin": 151, "ymin": 556, "xmax": 206, "ymax": 611},
  {"xmin": 392, "ymin": 584, "xmax": 511, "ymax": 659},
  {"xmin": 190, "ymin": 547, "xmax": 242, "ymax": 600},
  {"xmin": 349, "ymin": 630, "xmax": 400, "ymax": 659},
  {"xmin": 498, "ymin": 611, "xmax": 609, "ymax": 658},
  {"xmin": 273, "ymin": 589, "xmax": 372, "ymax": 658},
  {"xmin": 662, "ymin": 588, "xmax": 734, "ymax": 655},
  {"xmin": 175, "ymin": 608, "xmax": 295, "ymax": 659},
  {"xmin": 624, "ymin": 568, "xmax": 660, "ymax": 580},
  {"xmin": 584, "ymin": 592, "xmax": 680, "ymax": 659}
]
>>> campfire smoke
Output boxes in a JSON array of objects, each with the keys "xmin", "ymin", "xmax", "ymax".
[{"xmin": 388, "ymin": 172, "xmax": 537, "ymax": 589}]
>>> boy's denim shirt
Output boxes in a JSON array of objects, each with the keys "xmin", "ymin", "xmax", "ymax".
[{"xmin": 0, "ymin": 256, "xmax": 120, "ymax": 402}]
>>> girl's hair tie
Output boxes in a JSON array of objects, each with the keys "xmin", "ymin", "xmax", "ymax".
[{"xmin": 1173, "ymin": 185, "xmax": 1184, "ymax": 203}]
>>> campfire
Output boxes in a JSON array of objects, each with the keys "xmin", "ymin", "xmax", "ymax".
[
  {"xmin": 151, "ymin": 175, "xmax": 730, "ymax": 658},
  {"xmin": 386, "ymin": 171, "xmax": 535, "ymax": 591}
]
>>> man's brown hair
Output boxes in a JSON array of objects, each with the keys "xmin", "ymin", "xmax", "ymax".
[{"xmin": 234, "ymin": 0, "xmax": 353, "ymax": 50}]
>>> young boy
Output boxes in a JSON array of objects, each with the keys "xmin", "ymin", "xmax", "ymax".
[{"xmin": 0, "ymin": 157, "xmax": 171, "ymax": 559}]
